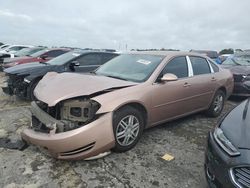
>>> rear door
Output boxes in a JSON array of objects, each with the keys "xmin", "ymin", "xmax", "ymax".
[{"xmin": 186, "ymin": 56, "xmax": 217, "ymax": 110}]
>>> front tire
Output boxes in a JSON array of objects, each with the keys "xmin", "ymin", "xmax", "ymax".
[
  {"xmin": 206, "ymin": 90, "xmax": 225, "ymax": 117},
  {"xmin": 112, "ymin": 106, "xmax": 144, "ymax": 152}
]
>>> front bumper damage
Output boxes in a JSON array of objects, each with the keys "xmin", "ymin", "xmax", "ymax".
[
  {"xmin": 21, "ymin": 102, "xmax": 115, "ymax": 160},
  {"xmin": 2, "ymin": 73, "xmax": 29, "ymax": 98}
]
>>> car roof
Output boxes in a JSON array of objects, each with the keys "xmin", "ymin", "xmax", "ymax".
[
  {"xmin": 46, "ymin": 48, "xmax": 71, "ymax": 51},
  {"xmin": 7, "ymin": 45, "xmax": 33, "ymax": 48},
  {"xmin": 71, "ymin": 49, "xmax": 117, "ymax": 54},
  {"xmin": 126, "ymin": 50, "xmax": 208, "ymax": 58}
]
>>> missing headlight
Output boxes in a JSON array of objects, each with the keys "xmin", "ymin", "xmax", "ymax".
[
  {"xmin": 70, "ymin": 107, "xmax": 82, "ymax": 117},
  {"xmin": 58, "ymin": 99, "xmax": 101, "ymax": 132}
]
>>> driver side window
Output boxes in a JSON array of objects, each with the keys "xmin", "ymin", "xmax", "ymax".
[{"xmin": 161, "ymin": 56, "xmax": 188, "ymax": 78}]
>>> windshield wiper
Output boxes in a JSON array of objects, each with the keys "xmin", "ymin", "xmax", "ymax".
[{"xmin": 106, "ymin": 75, "xmax": 128, "ymax": 81}]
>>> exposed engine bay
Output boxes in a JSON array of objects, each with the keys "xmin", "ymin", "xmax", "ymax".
[{"xmin": 32, "ymin": 98, "xmax": 100, "ymax": 133}]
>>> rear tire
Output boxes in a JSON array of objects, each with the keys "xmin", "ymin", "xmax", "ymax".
[
  {"xmin": 112, "ymin": 106, "xmax": 144, "ymax": 152},
  {"xmin": 206, "ymin": 90, "xmax": 225, "ymax": 117}
]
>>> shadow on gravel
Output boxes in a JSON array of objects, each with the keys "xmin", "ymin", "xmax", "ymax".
[
  {"xmin": 229, "ymin": 96, "xmax": 248, "ymax": 102},
  {"xmin": 0, "ymin": 137, "xmax": 29, "ymax": 150}
]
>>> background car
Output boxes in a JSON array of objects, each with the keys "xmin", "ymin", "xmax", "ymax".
[
  {"xmin": 2, "ymin": 48, "xmax": 70, "ymax": 69},
  {"xmin": 235, "ymin": 51, "xmax": 250, "ymax": 60},
  {"xmin": 0, "ymin": 45, "xmax": 33, "ymax": 64},
  {"xmin": 205, "ymin": 99, "xmax": 250, "ymax": 188},
  {"xmin": 2, "ymin": 50, "xmax": 118, "ymax": 100},
  {"xmin": 0, "ymin": 47, "xmax": 46, "ymax": 71},
  {"xmin": 21, "ymin": 51, "xmax": 233, "ymax": 160},
  {"xmin": 6, "ymin": 46, "xmax": 46, "ymax": 58},
  {"xmin": 0, "ymin": 44, "xmax": 33, "ymax": 54},
  {"xmin": 0, "ymin": 44, "xmax": 10, "ymax": 50},
  {"xmin": 190, "ymin": 50, "xmax": 222, "ymax": 64},
  {"xmin": 221, "ymin": 57, "xmax": 250, "ymax": 96},
  {"xmin": 219, "ymin": 54, "xmax": 233, "ymax": 63}
]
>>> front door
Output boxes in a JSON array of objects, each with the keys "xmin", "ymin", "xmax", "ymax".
[{"xmin": 151, "ymin": 56, "xmax": 195, "ymax": 125}]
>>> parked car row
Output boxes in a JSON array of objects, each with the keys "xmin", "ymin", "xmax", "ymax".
[
  {"xmin": 0, "ymin": 44, "xmax": 34, "ymax": 64},
  {"xmin": 2, "ymin": 48, "xmax": 70, "ymax": 69},
  {"xmin": 3, "ymin": 50, "xmax": 118, "ymax": 100}
]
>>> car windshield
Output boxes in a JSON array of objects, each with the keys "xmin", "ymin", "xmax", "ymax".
[
  {"xmin": 47, "ymin": 50, "xmax": 84, "ymax": 65},
  {"xmin": 95, "ymin": 54, "xmax": 164, "ymax": 83},
  {"xmin": 30, "ymin": 49, "xmax": 48, "ymax": 57},
  {"xmin": 223, "ymin": 57, "xmax": 250, "ymax": 66}
]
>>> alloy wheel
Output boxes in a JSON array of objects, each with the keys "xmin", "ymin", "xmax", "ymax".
[{"xmin": 116, "ymin": 115, "xmax": 140, "ymax": 146}]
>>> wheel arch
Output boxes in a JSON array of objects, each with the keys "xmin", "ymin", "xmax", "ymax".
[
  {"xmin": 217, "ymin": 86, "xmax": 227, "ymax": 98},
  {"xmin": 26, "ymin": 76, "xmax": 43, "ymax": 99},
  {"xmin": 114, "ymin": 102, "xmax": 148, "ymax": 129}
]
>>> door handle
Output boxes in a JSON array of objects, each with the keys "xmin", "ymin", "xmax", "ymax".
[
  {"xmin": 211, "ymin": 77, "xmax": 217, "ymax": 81},
  {"xmin": 183, "ymin": 82, "xmax": 191, "ymax": 87}
]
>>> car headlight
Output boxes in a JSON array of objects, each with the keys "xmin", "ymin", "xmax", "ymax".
[
  {"xmin": 243, "ymin": 75, "xmax": 250, "ymax": 81},
  {"xmin": 24, "ymin": 78, "xmax": 31, "ymax": 83},
  {"xmin": 213, "ymin": 127, "xmax": 240, "ymax": 156}
]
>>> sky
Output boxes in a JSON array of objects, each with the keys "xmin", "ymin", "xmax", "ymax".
[{"xmin": 0, "ymin": 0, "xmax": 249, "ymax": 51}]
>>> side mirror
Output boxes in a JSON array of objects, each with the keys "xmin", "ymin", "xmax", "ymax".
[
  {"xmin": 40, "ymin": 54, "xmax": 48, "ymax": 60},
  {"xmin": 71, "ymin": 61, "xmax": 80, "ymax": 67},
  {"xmin": 161, "ymin": 73, "xmax": 178, "ymax": 82},
  {"xmin": 69, "ymin": 61, "xmax": 80, "ymax": 71}
]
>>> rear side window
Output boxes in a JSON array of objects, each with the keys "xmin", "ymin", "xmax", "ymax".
[
  {"xmin": 77, "ymin": 53, "xmax": 102, "ymax": 66},
  {"xmin": 162, "ymin": 56, "xmax": 188, "ymax": 78},
  {"xmin": 190, "ymin": 56, "xmax": 211, "ymax": 75},
  {"xmin": 209, "ymin": 60, "xmax": 219, "ymax": 72},
  {"xmin": 101, "ymin": 54, "xmax": 118, "ymax": 64},
  {"xmin": 46, "ymin": 50, "xmax": 66, "ymax": 57}
]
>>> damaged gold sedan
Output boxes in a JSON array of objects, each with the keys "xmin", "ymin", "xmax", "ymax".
[{"xmin": 22, "ymin": 51, "xmax": 234, "ymax": 160}]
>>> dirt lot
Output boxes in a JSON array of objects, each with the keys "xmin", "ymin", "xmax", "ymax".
[{"xmin": 0, "ymin": 72, "xmax": 240, "ymax": 188}]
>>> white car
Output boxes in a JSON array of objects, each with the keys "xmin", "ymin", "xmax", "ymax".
[
  {"xmin": 0, "ymin": 44, "xmax": 10, "ymax": 50},
  {"xmin": 0, "ymin": 45, "xmax": 33, "ymax": 54}
]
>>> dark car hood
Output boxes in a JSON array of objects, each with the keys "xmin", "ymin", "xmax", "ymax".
[
  {"xmin": 221, "ymin": 65, "xmax": 250, "ymax": 75},
  {"xmin": 3, "ymin": 56, "xmax": 29, "ymax": 63},
  {"xmin": 220, "ymin": 99, "xmax": 250, "ymax": 150},
  {"xmin": 4, "ymin": 63, "xmax": 56, "ymax": 76},
  {"xmin": 35, "ymin": 72, "xmax": 137, "ymax": 106}
]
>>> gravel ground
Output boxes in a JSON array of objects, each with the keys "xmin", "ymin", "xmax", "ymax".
[{"xmin": 0, "ymin": 72, "xmax": 241, "ymax": 188}]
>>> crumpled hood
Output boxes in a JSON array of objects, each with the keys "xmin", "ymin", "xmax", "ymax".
[
  {"xmin": 34, "ymin": 72, "xmax": 137, "ymax": 106},
  {"xmin": 4, "ymin": 63, "xmax": 56, "ymax": 76},
  {"xmin": 221, "ymin": 65, "xmax": 250, "ymax": 75},
  {"xmin": 220, "ymin": 99, "xmax": 250, "ymax": 150}
]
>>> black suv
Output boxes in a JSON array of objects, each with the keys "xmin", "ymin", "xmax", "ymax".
[{"xmin": 2, "ymin": 50, "xmax": 119, "ymax": 100}]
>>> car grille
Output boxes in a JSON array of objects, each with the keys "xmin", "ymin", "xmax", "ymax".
[
  {"xmin": 234, "ymin": 74, "xmax": 244, "ymax": 82},
  {"xmin": 232, "ymin": 167, "xmax": 250, "ymax": 188}
]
